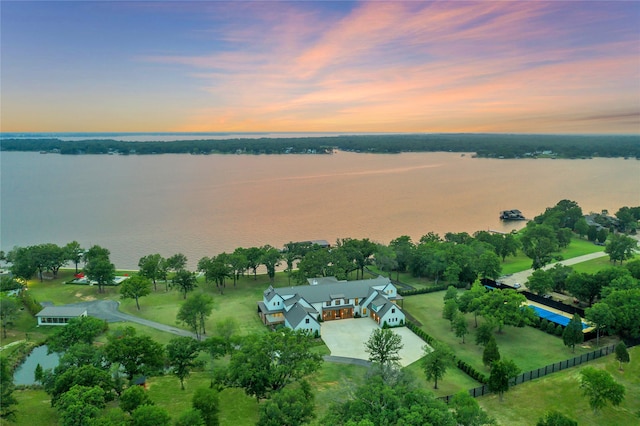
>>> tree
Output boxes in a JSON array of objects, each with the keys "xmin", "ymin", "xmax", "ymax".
[
  {"xmin": 244, "ymin": 247, "xmax": 263, "ymax": 280},
  {"xmin": 257, "ymin": 380, "xmax": 315, "ymax": 426},
  {"xmin": 585, "ymin": 303, "xmax": 614, "ymax": 346},
  {"xmin": 475, "ymin": 321, "xmax": 495, "ymax": 346},
  {"xmin": 166, "ymin": 253, "xmax": 188, "ymax": 274},
  {"xmin": 488, "ymin": 359, "xmax": 520, "ymax": 402},
  {"xmin": 566, "ymin": 272, "xmax": 602, "ymax": 307},
  {"xmin": 479, "ymin": 289, "xmax": 534, "ymax": 333},
  {"xmin": 422, "ymin": 343, "xmax": 454, "ymax": 389},
  {"xmin": 192, "ymin": 387, "xmax": 220, "ymax": 426},
  {"xmin": 84, "ymin": 245, "xmax": 115, "ymax": 294},
  {"xmin": 477, "ymin": 250, "xmax": 502, "ymax": 280},
  {"xmin": 47, "ymin": 316, "xmax": 108, "ymax": 353},
  {"xmin": 364, "ymin": 328, "xmax": 403, "ymax": 367},
  {"xmin": 483, "ymin": 335, "xmax": 501, "ymax": 367},
  {"xmin": 173, "ymin": 269, "xmax": 197, "ymax": 299},
  {"xmin": 119, "ymin": 384, "xmax": 154, "ymax": 413},
  {"xmin": 605, "ymin": 233, "xmax": 637, "ymax": 265},
  {"xmin": 601, "ymin": 288, "xmax": 640, "ymax": 338},
  {"xmin": 167, "ymin": 336, "xmax": 202, "ymax": 390},
  {"xmin": 442, "ymin": 298, "xmax": 459, "ymax": 328},
  {"xmin": 228, "ymin": 249, "xmax": 248, "ymax": 287},
  {"xmin": 0, "ymin": 357, "xmax": 17, "ymax": 420},
  {"xmin": 614, "ymin": 342, "xmax": 630, "ymax": 371},
  {"xmin": 0, "ymin": 296, "xmax": 19, "ymax": 339},
  {"xmin": 120, "ymin": 275, "xmax": 151, "ymax": 310},
  {"xmin": 536, "ymin": 411, "xmax": 577, "ymax": 426},
  {"xmin": 261, "ymin": 245, "xmax": 282, "ymax": 283},
  {"xmin": 138, "ymin": 254, "xmax": 164, "ymax": 291},
  {"xmin": 496, "ymin": 233, "xmax": 520, "ymax": 262},
  {"xmin": 458, "ymin": 283, "xmax": 487, "ymax": 327},
  {"xmin": 104, "ymin": 327, "xmax": 165, "ymax": 380},
  {"xmin": 175, "ymin": 409, "xmax": 205, "ymax": 426},
  {"xmin": 225, "ymin": 329, "xmax": 322, "ymax": 401},
  {"xmin": 130, "ymin": 404, "xmax": 171, "ymax": 426},
  {"xmin": 520, "ymin": 223, "xmax": 559, "ymax": 269},
  {"xmin": 177, "ymin": 293, "xmax": 214, "ymax": 340},
  {"xmin": 579, "ymin": 367, "xmax": 625, "ymax": 413},
  {"xmin": 526, "ymin": 269, "xmax": 554, "ymax": 296},
  {"xmin": 389, "ymin": 235, "xmax": 414, "ymax": 279},
  {"xmin": 562, "ymin": 313, "xmax": 584, "ymax": 353},
  {"xmin": 452, "ymin": 312, "xmax": 469, "ymax": 343},
  {"xmin": 64, "ymin": 241, "xmax": 84, "ymax": 273},
  {"xmin": 373, "ymin": 244, "xmax": 397, "ymax": 279},
  {"xmin": 450, "ymin": 391, "xmax": 496, "ymax": 426},
  {"xmin": 7, "ymin": 246, "xmax": 37, "ymax": 280},
  {"xmin": 55, "ymin": 384, "xmax": 105, "ymax": 426}
]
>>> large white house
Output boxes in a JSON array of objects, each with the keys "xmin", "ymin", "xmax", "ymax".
[{"xmin": 257, "ymin": 275, "xmax": 405, "ymax": 335}]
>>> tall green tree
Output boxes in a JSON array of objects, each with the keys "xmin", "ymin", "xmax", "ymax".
[
  {"xmin": 257, "ymin": 380, "xmax": 315, "ymax": 426},
  {"xmin": 488, "ymin": 359, "xmax": 520, "ymax": 402},
  {"xmin": 450, "ymin": 391, "xmax": 496, "ymax": 426},
  {"xmin": 0, "ymin": 357, "xmax": 17, "ymax": 420},
  {"xmin": 453, "ymin": 312, "xmax": 469, "ymax": 343},
  {"xmin": 483, "ymin": 335, "xmax": 501, "ymax": 368},
  {"xmin": 389, "ymin": 235, "xmax": 414, "ymax": 279},
  {"xmin": 579, "ymin": 367, "xmax": 625, "ymax": 413},
  {"xmin": 64, "ymin": 241, "xmax": 84, "ymax": 274},
  {"xmin": 104, "ymin": 327, "xmax": 164, "ymax": 380},
  {"xmin": 422, "ymin": 343, "xmax": 454, "ymax": 389},
  {"xmin": 364, "ymin": 328, "xmax": 403, "ymax": 367},
  {"xmin": 479, "ymin": 289, "xmax": 534, "ymax": 333},
  {"xmin": 119, "ymin": 385, "xmax": 154, "ymax": 414},
  {"xmin": 177, "ymin": 293, "xmax": 214, "ymax": 340},
  {"xmin": 526, "ymin": 269, "xmax": 554, "ymax": 296},
  {"xmin": 166, "ymin": 253, "xmax": 188, "ymax": 274},
  {"xmin": 167, "ymin": 336, "xmax": 202, "ymax": 390},
  {"xmin": 477, "ymin": 250, "xmax": 502, "ymax": 280},
  {"xmin": 601, "ymin": 288, "xmax": 640, "ymax": 338},
  {"xmin": 585, "ymin": 303, "xmax": 614, "ymax": 346},
  {"xmin": 173, "ymin": 269, "xmax": 197, "ymax": 299},
  {"xmin": 562, "ymin": 313, "xmax": 584, "ymax": 353},
  {"xmin": 192, "ymin": 387, "xmax": 220, "ymax": 426},
  {"xmin": 138, "ymin": 254, "xmax": 165, "ymax": 291},
  {"xmin": 536, "ymin": 411, "xmax": 577, "ymax": 426},
  {"xmin": 244, "ymin": 247, "xmax": 263, "ymax": 280},
  {"xmin": 130, "ymin": 404, "xmax": 171, "ymax": 426},
  {"xmin": 225, "ymin": 329, "xmax": 322, "ymax": 401},
  {"xmin": 47, "ymin": 316, "xmax": 108, "ymax": 353},
  {"xmin": 458, "ymin": 283, "xmax": 487, "ymax": 327},
  {"xmin": 374, "ymin": 244, "xmax": 398, "ymax": 279},
  {"xmin": 605, "ymin": 233, "xmax": 638, "ymax": 265},
  {"xmin": 7, "ymin": 246, "xmax": 37, "ymax": 280},
  {"xmin": 54, "ymin": 384, "xmax": 106, "ymax": 426},
  {"xmin": 84, "ymin": 245, "xmax": 115, "ymax": 294},
  {"xmin": 520, "ymin": 223, "xmax": 560, "ymax": 269},
  {"xmin": 614, "ymin": 342, "xmax": 630, "ymax": 371},
  {"xmin": 120, "ymin": 275, "xmax": 151, "ymax": 310},
  {"xmin": 228, "ymin": 249, "xmax": 248, "ymax": 286},
  {"xmin": 0, "ymin": 296, "xmax": 19, "ymax": 339},
  {"xmin": 260, "ymin": 245, "xmax": 282, "ymax": 283}
]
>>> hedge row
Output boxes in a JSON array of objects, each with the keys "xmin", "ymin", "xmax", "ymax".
[
  {"xmin": 406, "ymin": 320, "xmax": 488, "ymax": 384},
  {"xmin": 457, "ymin": 359, "xmax": 488, "ymax": 384},
  {"xmin": 20, "ymin": 291, "xmax": 42, "ymax": 316},
  {"xmin": 399, "ymin": 282, "xmax": 466, "ymax": 296}
]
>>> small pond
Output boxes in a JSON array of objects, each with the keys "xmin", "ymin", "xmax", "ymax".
[{"xmin": 13, "ymin": 345, "xmax": 60, "ymax": 385}]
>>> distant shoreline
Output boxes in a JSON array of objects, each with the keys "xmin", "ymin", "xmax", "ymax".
[{"xmin": 1, "ymin": 133, "xmax": 639, "ymax": 159}]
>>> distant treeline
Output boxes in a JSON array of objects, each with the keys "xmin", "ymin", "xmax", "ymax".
[{"xmin": 1, "ymin": 134, "xmax": 639, "ymax": 158}]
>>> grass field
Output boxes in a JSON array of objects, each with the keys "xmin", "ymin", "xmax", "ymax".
[
  {"xmin": 477, "ymin": 346, "xmax": 640, "ymax": 426},
  {"xmin": 403, "ymin": 291, "xmax": 600, "ymax": 375}
]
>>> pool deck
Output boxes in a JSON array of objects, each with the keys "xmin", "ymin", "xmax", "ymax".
[{"xmin": 527, "ymin": 300, "xmax": 594, "ymax": 333}]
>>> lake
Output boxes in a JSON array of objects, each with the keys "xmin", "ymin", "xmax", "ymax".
[{"xmin": 1, "ymin": 151, "xmax": 638, "ymax": 269}]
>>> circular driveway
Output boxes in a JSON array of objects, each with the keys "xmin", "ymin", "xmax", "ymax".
[{"xmin": 321, "ymin": 318, "xmax": 428, "ymax": 367}]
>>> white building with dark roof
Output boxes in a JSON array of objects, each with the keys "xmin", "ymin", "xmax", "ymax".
[
  {"xmin": 36, "ymin": 306, "xmax": 87, "ymax": 326},
  {"xmin": 257, "ymin": 275, "xmax": 405, "ymax": 335}
]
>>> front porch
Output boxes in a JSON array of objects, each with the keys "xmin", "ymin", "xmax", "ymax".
[{"xmin": 322, "ymin": 305, "xmax": 354, "ymax": 321}]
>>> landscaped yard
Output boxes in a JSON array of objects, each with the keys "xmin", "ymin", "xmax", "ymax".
[{"xmin": 403, "ymin": 291, "xmax": 600, "ymax": 375}]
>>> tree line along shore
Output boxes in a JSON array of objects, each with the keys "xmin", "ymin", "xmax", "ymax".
[
  {"xmin": 2, "ymin": 133, "xmax": 639, "ymax": 158},
  {"xmin": 1, "ymin": 200, "xmax": 639, "ymax": 425}
]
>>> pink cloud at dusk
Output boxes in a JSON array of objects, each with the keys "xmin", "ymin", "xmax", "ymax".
[{"xmin": 1, "ymin": 1, "xmax": 638, "ymax": 133}]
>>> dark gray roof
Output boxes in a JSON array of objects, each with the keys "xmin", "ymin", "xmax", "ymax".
[
  {"xmin": 285, "ymin": 302, "xmax": 318, "ymax": 328},
  {"xmin": 277, "ymin": 276, "xmax": 391, "ymax": 304},
  {"xmin": 284, "ymin": 294, "xmax": 301, "ymax": 307},
  {"xmin": 36, "ymin": 306, "xmax": 87, "ymax": 318},
  {"xmin": 264, "ymin": 286, "xmax": 278, "ymax": 302},
  {"xmin": 377, "ymin": 302, "xmax": 401, "ymax": 318}
]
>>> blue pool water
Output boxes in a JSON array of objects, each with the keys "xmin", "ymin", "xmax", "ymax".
[{"xmin": 529, "ymin": 305, "xmax": 588, "ymax": 329}]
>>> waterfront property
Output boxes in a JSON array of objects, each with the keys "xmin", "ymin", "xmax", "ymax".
[
  {"xmin": 36, "ymin": 306, "xmax": 87, "ymax": 326},
  {"xmin": 257, "ymin": 275, "xmax": 406, "ymax": 335}
]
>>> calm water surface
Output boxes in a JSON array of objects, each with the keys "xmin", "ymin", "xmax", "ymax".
[{"xmin": 1, "ymin": 151, "xmax": 638, "ymax": 269}]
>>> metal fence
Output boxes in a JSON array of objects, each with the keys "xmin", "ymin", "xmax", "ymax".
[{"xmin": 439, "ymin": 343, "xmax": 617, "ymax": 403}]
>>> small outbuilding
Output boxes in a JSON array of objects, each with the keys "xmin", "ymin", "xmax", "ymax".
[{"xmin": 36, "ymin": 306, "xmax": 87, "ymax": 326}]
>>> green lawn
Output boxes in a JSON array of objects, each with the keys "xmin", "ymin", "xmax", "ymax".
[
  {"xmin": 477, "ymin": 346, "xmax": 640, "ymax": 426},
  {"xmin": 404, "ymin": 291, "xmax": 599, "ymax": 375},
  {"xmin": 403, "ymin": 356, "xmax": 482, "ymax": 397}
]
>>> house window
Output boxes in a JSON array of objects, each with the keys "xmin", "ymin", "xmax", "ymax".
[
  {"xmin": 334, "ymin": 300, "xmax": 338, "ymax": 306},
  {"xmin": 305, "ymin": 318, "xmax": 310, "ymax": 324},
  {"xmin": 355, "ymin": 298, "xmax": 359, "ymax": 304},
  {"xmin": 392, "ymin": 308, "xmax": 395, "ymax": 313}
]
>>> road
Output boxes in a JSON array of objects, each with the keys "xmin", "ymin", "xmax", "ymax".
[
  {"xmin": 498, "ymin": 251, "xmax": 609, "ymax": 292},
  {"xmin": 47, "ymin": 300, "xmax": 197, "ymax": 338}
]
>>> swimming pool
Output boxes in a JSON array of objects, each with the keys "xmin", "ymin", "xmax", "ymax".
[{"xmin": 529, "ymin": 305, "xmax": 588, "ymax": 329}]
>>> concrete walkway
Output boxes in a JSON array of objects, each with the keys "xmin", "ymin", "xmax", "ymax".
[
  {"xmin": 498, "ymin": 251, "xmax": 609, "ymax": 292},
  {"xmin": 42, "ymin": 300, "xmax": 197, "ymax": 338}
]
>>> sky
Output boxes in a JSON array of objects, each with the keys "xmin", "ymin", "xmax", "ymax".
[{"xmin": 1, "ymin": 1, "xmax": 639, "ymax": 134}]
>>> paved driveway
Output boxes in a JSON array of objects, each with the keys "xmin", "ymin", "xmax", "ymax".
[{"xmin": 321, "ymin": 318, "xmax": 428, "ymax": 367}]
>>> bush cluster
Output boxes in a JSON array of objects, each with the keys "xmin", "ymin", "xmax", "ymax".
[
  {"xmin": 406, "ymin": 321, "xmax": 435, "ymax": 345},
  {"xmin": 399, "ymin": 282, "xmax": 466, "ymax": 296},
  {"xmin": 20, "ymin": 291, "xmax": 42, "ymax": 315}
]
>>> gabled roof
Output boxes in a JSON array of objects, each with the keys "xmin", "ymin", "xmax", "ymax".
[
  {"xmin": 36, "ymin": 306, "xmax": 87, "ymax": 318},
  {"xmin": 285, "ymin": 302, "xmax": 319, "ymax": 328},
  {"xmin": 277, "ymin": 276, "xmax": 392, "ymax": 304},
  {"xmin": 377, "ymin": 301, "xmax": 402, "ymax": 318}
]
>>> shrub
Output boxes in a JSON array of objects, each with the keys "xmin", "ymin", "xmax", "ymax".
[
  {"xmin": 546, "ymin": 321, "xmax": 557, "ymax": 334},
  {"xmin": 555, "ymin": 324, "xmax": 564, "ymax": 336}
]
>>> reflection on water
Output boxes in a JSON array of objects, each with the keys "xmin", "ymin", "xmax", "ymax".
[
  {"xmin": 13, "ymin": 345, "xmax": 60, "ymax": 385},
  {"xmin": 1, "ymin": 151, "xmax": 638, "ymax": 269}
]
